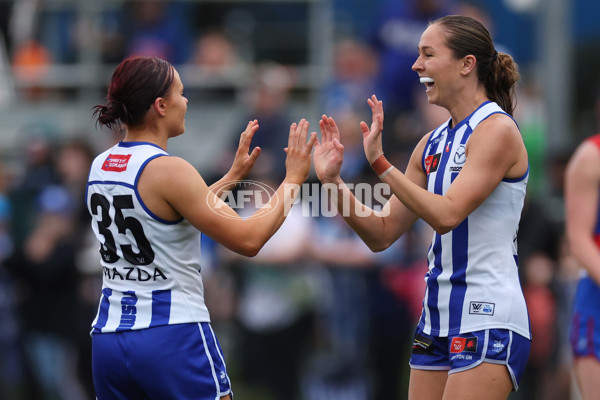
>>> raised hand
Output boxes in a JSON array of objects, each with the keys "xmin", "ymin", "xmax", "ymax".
[
  {"xmin": 360, "ymin": 95, "xmax": 385, "ymax": 164},
  {"xmin": 284, "ymin": 119, "xmax": 318, "ymax": 183},
  {"xmin": 228, "ymin": 120, "xmax": 262, "ymax": 180},
  {"xmin": 314, "ymin": 114, "xmax": 345, "ymax": 183}
]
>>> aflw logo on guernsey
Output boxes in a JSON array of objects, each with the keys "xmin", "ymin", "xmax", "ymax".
[
  {"xmin": 102, "ymin": 154, "xmax": 132, "ymax": 172},
  {"xmin": 469, "ymin": 301, "xmax": 495, "ymax": 316}
]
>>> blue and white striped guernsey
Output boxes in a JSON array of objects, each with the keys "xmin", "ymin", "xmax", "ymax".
[
  {"xmin": 86, "ymin": 141, "xmax": 210, "ymax": 333},
  {"xmin": 418, "ymin": 101, "xmax": 531, "ymax": 340}
]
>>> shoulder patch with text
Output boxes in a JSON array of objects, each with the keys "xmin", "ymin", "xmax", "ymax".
[{"xmin": 102, "ymin": 154, "xmax": 132, "ymax": 172}]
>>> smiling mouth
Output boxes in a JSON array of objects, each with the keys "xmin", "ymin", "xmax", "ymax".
[{"xmin": 420, "ymin": 77, "xmax": 435, "ymax": 90}]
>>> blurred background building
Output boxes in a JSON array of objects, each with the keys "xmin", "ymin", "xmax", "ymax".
[{"xmin": 0, "ymin": 0, "xmax": 598, "ymax": 399}]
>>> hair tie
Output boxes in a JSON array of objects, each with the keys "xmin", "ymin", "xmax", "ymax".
[{"xmin": 492, "ymin": 50, "xmax": 498, "ymax": 63}]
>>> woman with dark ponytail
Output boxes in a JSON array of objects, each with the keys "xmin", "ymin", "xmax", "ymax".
[
  {"xmin": 86, "ymin": 56, "xmax": 316, "ymax": 400},
  {"xmin": 313, "ymin": 15, "xmax": 530, "ymax": 399}
]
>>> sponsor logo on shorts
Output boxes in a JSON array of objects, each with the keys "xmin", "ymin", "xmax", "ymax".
[
  {"xmin": 469, "ymin": 301, "xmax": 495, "ymax": 316},
  {"xmin": 492, "ymin": 340, "xmax": 505, "ymax": 353},
  {"xmin": 450, "ymin": 336, "xmax": 477, "ymax": 353},
  {"xmin": 412, "ymin": 333, "xmax": 434, "ymax": 355}
]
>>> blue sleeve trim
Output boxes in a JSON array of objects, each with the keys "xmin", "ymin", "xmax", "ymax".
[
  {"xmin": 502, "ymin": 165, "xmax": 529, "ymax": 183},
  {"xmin": 134, "ymin": 154, "xmax": 184, "ymax": 225}
]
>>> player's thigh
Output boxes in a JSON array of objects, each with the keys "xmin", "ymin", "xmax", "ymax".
[
  {"xmin": 408, "ymin": 368, "xmax": 448, "ymax": 400},
  {"xmin": 442, "ymin": 362, "xmax": 512, "ymax": 400},
  {"xmin": 574, "ymin": 357, "xmax": 600, "ymax": 400}
]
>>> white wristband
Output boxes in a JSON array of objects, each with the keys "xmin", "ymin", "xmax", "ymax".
[{"xmin": 378, "ymin": 166, "xmax": 394, "ymax": 179}]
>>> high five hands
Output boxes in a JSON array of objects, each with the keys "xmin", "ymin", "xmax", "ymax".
[
  {"xmin": 232, "ymin": 96, "xmax": 385, "ymax": 185},
  {"xmin": 314, "ymin": 95, "xmax": 385, "ymax": 183}
]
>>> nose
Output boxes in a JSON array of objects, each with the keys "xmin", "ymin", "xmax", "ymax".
[{"xmin": 412, "ymin": 56, "xmax": 422, "ymax": 72}]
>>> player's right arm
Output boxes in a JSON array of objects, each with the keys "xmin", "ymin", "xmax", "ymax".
[
  {"xmin": 565, "ymin": 140, "xmax": 600, "ymax": 285},
  {"xmin": 140, "ymin": 119, "xmax": 316, "ymax": 257},
  {"xmin": 314, "ymin": 115, "xmax": 429, "ymax": 252}
]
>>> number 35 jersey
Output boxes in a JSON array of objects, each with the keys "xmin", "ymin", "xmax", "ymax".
[{"xmin": 86, "ymin": 141, "xmax": 210, "ymax": 333}]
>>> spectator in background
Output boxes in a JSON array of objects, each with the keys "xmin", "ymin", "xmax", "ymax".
[
  {"xmin": 227, "ymin": 62, "xmax": 296, "ymax": 181},
  {"xmin": 6, "ymin": 184, "xmax": 87, "ymax": 400},
  {"xmin": 0, "ymin": 160, "xmax": 22, "ymax": 400},
  {"xmin": 369, "ymin": 0, "xmax": 454, "ymax": 116},
  {"xmin": 192, "ymin": 30, "xmax": 241, "ymax": 80},
  {"xmin": 124, "ymin": 1, "xmax": 194, "ymax": 64},
  {"xmin": 321, "ymin": 38, "xmax": 378, "ymax": 116},
  {"xmin": 55, "ymin": 139, "xmax": 98, "ymax": 399},
  {"xmin": 189, "ymin": 30, "xmax": 245, "ymax": 102},
  {"xmin": 304, "ymin": 212, "xmax": 375, "ymax": 400},
  {"xmin": 229, "ymin": 194, "xmax": 318, "ymax": 400},
  {"xmin": 519, "ymin": 252, "xmax": 559, "ymax": 400},
  {"xmin": 564, "ymin": 132, "xmax": 600, "ymax": 400},
  {"xmin": 9, "ymin": 126, "xmax": 58, "ymax": 248}
]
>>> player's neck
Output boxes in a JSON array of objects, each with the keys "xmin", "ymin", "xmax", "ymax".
[{"xmin": 123, "ymin": 125, "xmax": 168, "ymax": 150}]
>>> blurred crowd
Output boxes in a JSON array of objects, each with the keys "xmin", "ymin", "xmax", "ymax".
[{"xmin": 0, "ymin": 0, "xmax": 591, "ymax": 399}]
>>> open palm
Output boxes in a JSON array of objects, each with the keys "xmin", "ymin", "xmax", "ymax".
[
  {"xmin": 360, "ymin": 94, "xmax": 385, "ymax": 163},
  {"xmin": 314, "ymin": 115, "xmax": 345, "ymax": 183}
]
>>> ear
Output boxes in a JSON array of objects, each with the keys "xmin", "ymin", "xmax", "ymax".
[
  {"xmin": 153, "ymin": 97, "xmax": 167, "ymax": 117},
  {"xmin": 461, "ymin": 55, "xmax": 477, "ymax": 76}
]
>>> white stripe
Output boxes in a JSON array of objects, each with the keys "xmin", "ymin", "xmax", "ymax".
[
  {"xmin": 506, "ymin": 331, "xmax": 518, "ymax": 390},
  {"xmin": 209, "ymin": 324, "xmax": 231, "ymax": 388},
  {"xmin": 468, "ymin": 102, "xmax": 502, "ymax": 129},
  {"xmin": 198, "ymin": 323, "xmax": 220, "ymax": 400}
]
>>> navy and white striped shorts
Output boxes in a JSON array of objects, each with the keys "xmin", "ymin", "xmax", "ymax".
[
  {"xmin": 409, "ymin": 326, "xmax": 531, "ymax": 391},
  {"xmin": 92, "ymin": 322, "xmax": 232, "ymax": 399}
]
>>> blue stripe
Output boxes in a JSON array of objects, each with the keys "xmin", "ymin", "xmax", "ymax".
[
  {"xmin": 88, "ymin": 180, "xmax": 135, "ymax": 189},
  {"xmin": 448, "ymin": 217, "xmax": 469, "ymax": 333},
  {"xmin": 424, "ymin": 126, "xmax": 456, "ymax": 334},
  {"xmin": 150, "ymin": 289, "xmax": 172, "ymax": 327},
  {"xmin": 116, "ymin": 291, "xmax": 138, "ymax": 332},
  {"xmin": 118, "ymin": 141, "xmax": 167, "ymax": 151},
  {"xmin": 422, "ymin": 125, "xmax": 448, "ymax": 172},
  {"xmin": 92, "ymin": 288, "xmax": 112, "ymax": 333},
  {"xmin": 133, "ymin": 154, "xmax": 183, "ymax": 225},
  {"xmin": 427, "ymin": 234, "xmax": 443, "ymax": 333}
]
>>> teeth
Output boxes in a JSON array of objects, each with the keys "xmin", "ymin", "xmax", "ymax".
[{"xmin": 420, "ymin": 77, "xmax": 434, "ymax": 84}]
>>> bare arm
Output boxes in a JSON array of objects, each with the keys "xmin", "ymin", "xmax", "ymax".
[
  {"xmin": 565, "ymin": 140, "xmax": 600, "ymax": 285},
  {"xmin": 380, "ymin": 114, "xmax": 528, "ymax": 233},
  {"xmin": 358, "ymin": 95, "xmax": 528, "ymax": 235},
  {"xmin": 313, "ymin": 115, "xmax": 424, "ymax": 252},
  {"xmin": 141, "ymin": 119, "xmax": 317, "ymax": 257}
]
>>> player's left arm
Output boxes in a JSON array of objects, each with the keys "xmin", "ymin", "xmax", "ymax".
[{"xmin": 380, "ymin": 113, "xmax": 528, "ymax": 234}]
